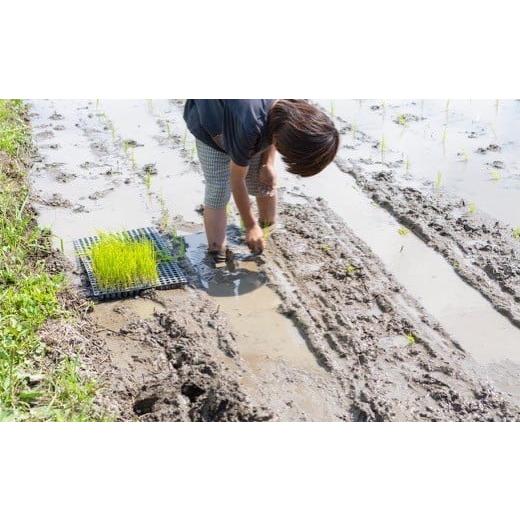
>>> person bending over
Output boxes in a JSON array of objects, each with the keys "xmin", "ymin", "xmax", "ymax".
[{"xmin": 183, "ymin": 99, "xmax": 339, "ymax": 260}]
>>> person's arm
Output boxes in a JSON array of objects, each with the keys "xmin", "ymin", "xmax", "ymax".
[
  {"xmin": 230, "ymin": 161, "xmax": 264, "ymax": 253},
  {"xmin": 259, "ymin": 145, "xmax": 277, "ymax": 194}
]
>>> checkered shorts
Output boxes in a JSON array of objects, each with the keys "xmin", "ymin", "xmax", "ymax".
[{"xmin": 196, "ymin": 139, "xmax": 270, "ymax": 209}]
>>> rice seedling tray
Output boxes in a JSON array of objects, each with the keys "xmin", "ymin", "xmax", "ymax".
[{"xmin": 73, "ymin": 227, "xmax": 187, "ymax": 300}]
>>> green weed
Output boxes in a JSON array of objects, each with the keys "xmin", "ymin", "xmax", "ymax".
[
  {"xmin": 398, "ymin": 226, "xmax": 410, "ymax": 237},
  {"xmin": 87, "ymin": 233, "xmax": 159, "ymax": 289},
  {"xmin": 468, "ymin": 202, "xmax": 477, "ymax": 214},
  {"xmin": 512, "ymin": 227, "xmax": 520, "ymax": 240},
  {"xmin": 0, "ymin": 100, "xmax": 28, "ymax": 156}
]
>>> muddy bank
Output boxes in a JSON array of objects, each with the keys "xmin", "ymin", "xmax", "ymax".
[
  {"xmin": 41, "ymin": 277, "xmax": 270, "ymax": 421},
  {"xmin": 262, "ymin": 201, "xmax": 520, "ymax": 421},
  {"xmin": 335, "ymin": 154, "xmax": 520, "ymax": 329}
]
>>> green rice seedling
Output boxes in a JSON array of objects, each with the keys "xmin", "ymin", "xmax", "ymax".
[
  {"xmin": 396, "ymin": 114, "xmax": 408, "ymax": 126},
  {"xmin": 459, "ymin": 148, "xmax": 469, "ymax": 162},
  {"xmin": 442, "ymin": 126, "xmax": 447, "ymax": 143},
  {"xmin": 406, "ymin": 333, "xmax": 416, "ymax": 345},
  {"xmin": 380, "ymin": 135, "xmax": 387, "ymax": 162},
  {"xmin": 165, "ymin": 120, "xmax": 171, "ymax": 139},
  {"xmin": 320, "ymin": 244, "xmax": 331, "ymax": 253},
  {"xmin": 345, "ymin": 263, "xmax": 358, "ymax": 276},
  {"xmin": 87, "ymin": 232, "xmax": 159, "ymax": 289},
  {"xmin": 405, "ymin": 157, "xmax": 411, "ymax": 175},
  {"xmin": 330, "ymin": 99, "xmax": 335, "ymax": 118},
  {"xmin": 182, "ymin": 129, "xmax": 188, "ymax": 150},
  {"xmin": 262, "ymin": 224, "xmax": 273, "ymax": 242},
  {"xmin": 434, "ymin": 171, "xmax": 443, "ymax": 190},
  {"xmin": 351, "ymin": 122, "xmax": 357, "ymax": 139},
  {"xmin": 130, "ymin": 148, "xmax": 137, "ymax": 169},
  {"xmin": 490, "ymin": 169, "xmax": 501, "ymax": 181},
  {"xmin": 398, "ymin": 226, "xmax": 409, "ymax": 237},
  {"xmin": 157, "ymin": 194, "xmax": 170, "ymax": 231},
  {"xmin": 190, "ymin": 143, "xmax": 197, "ymax": 161},
  {"xmin": 512, "ymin": 227, "xmax": 520, "ymax": 240},
  {"xmin": 445, "ymin": 99, "xmax": 450, "ymax": 115},
  {"xmin": 145, "ymin": 169, "xmax": 152, "ymax": 191},
  {"xmin": 162, "ymin": 225, "xmax": 184, "ymax": 261},
  {"xmin": 468, "ymin": 202, "xmax": 477, "ymax": 214},
  {"xmin": 490, "ymin": 123, "xmax": 497, "ymax": 140}
]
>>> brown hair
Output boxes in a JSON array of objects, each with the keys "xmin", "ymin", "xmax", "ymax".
[{"xmin": 267, "ymin": 99, "xmax": 339, "ymax": 177}]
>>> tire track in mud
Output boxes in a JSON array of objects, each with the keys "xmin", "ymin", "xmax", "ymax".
[{"xmin": 263, "ymin": 201, "xmax": 520, "ymax": 420}]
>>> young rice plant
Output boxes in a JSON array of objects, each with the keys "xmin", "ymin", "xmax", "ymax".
[{"xmin": 88, "ymin": 233, "xmax": 159, "ymax": 289}]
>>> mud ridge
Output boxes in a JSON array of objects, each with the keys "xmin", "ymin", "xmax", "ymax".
[
  {"xmin": 335, "ymin": 154, "xmax": 520, "ymax": 329},
  {"xmin": 262, "ymin": 200, "xmax": 520, "ymax": 421}
]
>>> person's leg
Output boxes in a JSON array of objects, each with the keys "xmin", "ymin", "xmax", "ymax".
[
  {"xmin": 245, "ymin": 154, "xmax": 277, "ymax": 227},
  {"xmin": 203, "ymin": 207, "xmax": 227, "ymax": 252},
  {"xmin": 195, "ymin": 140, "xmax": 231, "ymax": 252}
]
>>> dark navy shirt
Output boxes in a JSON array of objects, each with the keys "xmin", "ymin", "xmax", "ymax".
[{"xmin": 183, "ymin": 99, "xmax": 274, "ymax": 166}]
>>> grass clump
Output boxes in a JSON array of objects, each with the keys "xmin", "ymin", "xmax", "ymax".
[
  {"xmin": 1, "ymin": 100, "xmax": 100, "ymax": 421},
  {"xmin": 0, "ymin": 100, "xmax": 28, "ymax": 157},
  {"xmin": 88, "ymin": 233, "xmax": 159, "ymax": 289},
  {"xmin": 512, "ymin": 227, "xmax": 520, "ymax": 240}
]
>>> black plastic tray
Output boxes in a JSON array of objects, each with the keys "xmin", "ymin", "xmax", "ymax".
[{"xmin": 73, "ymin": 227, "xmax": 187, "ymax": 300}]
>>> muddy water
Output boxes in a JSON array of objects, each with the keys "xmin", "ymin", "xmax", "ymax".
[
  {"xmin": 184, "ymin": 232, "xmax": 344, "ymax": 420},
  {"xmin": 317, "ymin": 99, "xmax": 520, "ymax": 227},
  {"xmin": 283, "ymin": 161, "xmax": 520, "ymax": 366}
]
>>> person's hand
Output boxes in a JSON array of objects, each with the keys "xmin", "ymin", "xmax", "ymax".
[
  {"xmin": 259, "ymin": 163, "xmax": 277, "ymax": 197},
  {"xmin": 245, "ymin": 223, "xmax": 265, "ymax": 254}
]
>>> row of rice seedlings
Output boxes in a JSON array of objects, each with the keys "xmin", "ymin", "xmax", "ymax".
[{"xmin": 88, "ymin": 233, "xmax": 159, "ymax": 289}]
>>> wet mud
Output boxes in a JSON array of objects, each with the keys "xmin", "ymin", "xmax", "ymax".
[{"xmin": 28, "ymin": 99, "xmax": 520, "ymax": 421}]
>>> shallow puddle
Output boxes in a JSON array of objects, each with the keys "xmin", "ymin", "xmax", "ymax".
[{"xmin": 184, "ymin": 232, "xmax": 342, "ymax": 420}]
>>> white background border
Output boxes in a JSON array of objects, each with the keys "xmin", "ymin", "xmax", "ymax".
[{"xmin": 2, "ymin": 1, "xmax": 520, "ymax": 517}]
